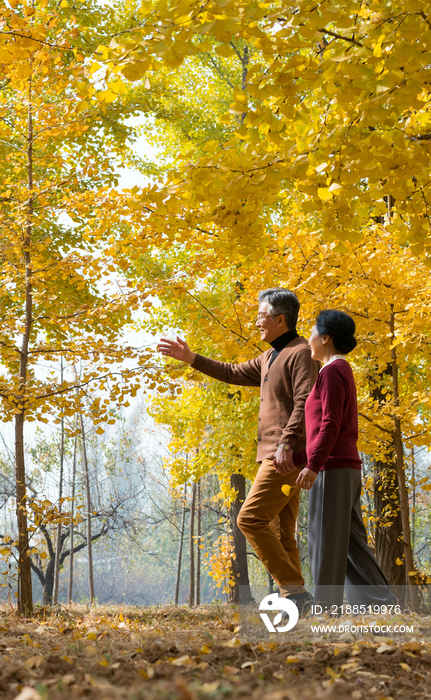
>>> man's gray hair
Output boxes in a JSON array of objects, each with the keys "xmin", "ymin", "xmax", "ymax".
[{"xmin": 258, "ymin": 288, "xmax": 300, "ymax": 329}]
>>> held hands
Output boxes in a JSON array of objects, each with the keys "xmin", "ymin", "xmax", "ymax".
[
  {"xmin": 296, "ymin": 467, "xmax": 318, "ymax": 490},
  {"xmin": 273, "ymin": 446, "xmax": 296, "ymax": 476},
  {"xmin": 157, "ymin": 336, "xmax": 196, "ymax": 365}
]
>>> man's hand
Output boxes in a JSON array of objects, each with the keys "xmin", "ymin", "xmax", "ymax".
[
  {"xmin": 157, "ymin": 336, "xmax": 196, "ymax": 365},
  {"xmin": 274, "ymin": 446, "xmax": 296, "ymax": 475},
  {"xmin": 296, "ymin": 467, "xmax": 318, "ymax": 490}
]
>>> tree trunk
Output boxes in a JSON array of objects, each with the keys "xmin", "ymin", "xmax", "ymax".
[
  {"xmin": 390, "ymin": 308, "xmax": 419, "ymax": 611},
  {"xmin": 43, "ymin": 556, "xmax": 55, "ymax": 605},
  {"xmin": 195, "ymin": 479, "xmax": 201, "ymax": 606},
  {"xmin": 15, "ymin": 72, "xmax": 35, "ymax": 615},
  {"xmin": 411, "ymin": 447, "xmax": 416, "ymax": 552},
  {"xmin": 15, "ymin": 414, "xmax": 33, "ymax": 615},
  {"xmin": 373, "ymin": 458, "xmax": 405, "ymax": 585},
  {"xmin": 369, "ymin": 369, "xmax": 406, "ymax": 585},
  {"xmin": 229, "ymin": 473, "xmax": 254, "ymax": 603},
  {"xmin": 80, "ymin": 414, "xmax": 95, "ymax": 604},
  {"xmin": 189, "ymin": 481, "xmax": 196, "ymax": 607},
  {"xmin": 174, "ymin": 483, "xmax": 187, "ymax": 605},
  {"xmin": 53, "ymin": 359, "xmax": 65, "ymax": 604},
  {"xmin": 240, "ymin": 45, "xmax": 249, "ymax": 124},
  {"xmin": 68, "ymin": 430, "xmax": 78, "ymax": 604}
]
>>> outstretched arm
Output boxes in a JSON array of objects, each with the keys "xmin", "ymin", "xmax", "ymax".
[
  {"xmin": 157, "ymin": 336, "xmax": 196, "ymax": 365},
  {"xmin": 158, "ymin": 336, "xmax": 262, "ymax": 387}
]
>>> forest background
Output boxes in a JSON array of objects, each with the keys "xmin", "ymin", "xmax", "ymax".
[{"xmin": 0, "ymin": 0, "xmax": 431, "ymax": 618}]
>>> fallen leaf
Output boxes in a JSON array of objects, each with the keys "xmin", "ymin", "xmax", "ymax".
[
  {"xmin": 13, "ymin": 689, "xmax": 41, "ymax": 700},
  {"xmin": 201, "ymin": 681, "xmax": 219, "ymax": 692},
  {"xmin": 60, "ymin": 674, "xmax": 75, "ymax": 686},
  {"xmin": 339, "ymin": 631, "xmax": 355, "ymax": 641},
  {"xmin": 374, "ymin": 636, "xmax": 394, "ymax": 643},
  {"xmin": 223, "ymin": 637, "xmax": 240, "ymax": 647},
  {"xmin": 171, "ymin": 654, "xmax": 195, "ymax": 667},
  {"xmin": 341, "ymin": 661, "xmax": 358, "ymax": 671},
  {"xmin": 61, "ymin": 655, "xmax": 74, "ymax": 665},
  {"xmin": 195, "ymin": 661, "xmax": 208, "ymax": 670},
  {"xmin": 224, "ymin": 665, "xmax": 240, "ymax": 675},
  {"xmin": 24, "ymin": 656, "xmax": 44, "ymax": 669},
  {"xmin": 401, "ymin": 641, "xmax": 421, "ymax": 653},
  {"xmin": 146, "ymin": 663, "xmax": 155, "ymax": 679},
  {"xmin": 84, "ymin": 674, "xmax": 115, "ymax": 690},
  {"xmin": 138, "ymin": 664, "xmax": 155, "ymax": 680}
]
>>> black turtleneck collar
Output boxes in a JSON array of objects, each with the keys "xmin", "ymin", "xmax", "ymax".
[
  {"xmin": 268, "ymin": 329, "xmax": 299, "ymax": 369},
  {"xmin": 270, "ymin": 329, "xmax": 299, "ymax": 352}
]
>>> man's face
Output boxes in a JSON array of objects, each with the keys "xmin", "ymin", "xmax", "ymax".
[{"xmin": 256, "ymin": 301, "xmax": 287, "ymax": 343}]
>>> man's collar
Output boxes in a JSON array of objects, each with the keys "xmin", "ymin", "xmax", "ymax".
[{"xmin": 270, "ymin": 329, "xmax": 299, "ymax": 352}]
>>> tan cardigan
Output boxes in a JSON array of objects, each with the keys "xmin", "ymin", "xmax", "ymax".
[{"xmin": 192, "ymin": 337, "xmax": 319, "ymax": 462}]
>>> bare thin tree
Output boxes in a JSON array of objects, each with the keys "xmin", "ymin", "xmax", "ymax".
[
  {"xmin": 174, "ymin": 482, "xmax": 187, "ymax": 605},
  {"xmin": 53, "ymin": 359, "xmax": 65, "ymax": 604},
  {"xmin": 80, "ymin": 413, "xmax": 95, "ymax": 604},
  {"xmin": 195, "ymin": 479, "xmax": 201, "ymax": 606},
  {"xmin": 67, "ymin": 427, "xmax": 78, "ymax": 604},
  {"xmin": 189, "ymin": 482, "xmax": 196, "ymax": 607}
]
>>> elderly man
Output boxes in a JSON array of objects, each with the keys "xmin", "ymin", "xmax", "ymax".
[{"xmin": 158, "ymin": 288, "xmax": 319, "ymax": 608}]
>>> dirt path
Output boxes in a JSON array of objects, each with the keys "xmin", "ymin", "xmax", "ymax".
[{"xmin": 0, "ymin": 604, "xmax": 429, "ymax": 699}]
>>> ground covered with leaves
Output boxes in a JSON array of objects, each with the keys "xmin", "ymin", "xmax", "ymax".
[{"xmin": 0, "ymin": 604, "xmax": 430, "ymax": 700}]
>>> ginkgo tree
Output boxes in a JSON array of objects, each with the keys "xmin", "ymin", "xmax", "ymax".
[
  {"xmin": 141, "ymin": 209, "xmax": 431, "ymax": 609},
  {"xmin": 105, "ymin": 1, "xmax": 431, "ymax": 607},
  {"xmin": 91, "ymin": 1, "xmax": 431, "ymax": 260},
  {"xmin": 0, "ymin": 0, "xmax": 166, "ymax": 614}
]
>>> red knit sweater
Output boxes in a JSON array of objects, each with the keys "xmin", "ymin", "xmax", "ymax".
[{"xmin": 293, "ymin": 359, "xmax": 362, "ymax": 474}]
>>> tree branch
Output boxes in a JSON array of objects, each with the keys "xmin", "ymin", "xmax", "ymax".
[{"xmin": 358, "ymin": 412, "xmax": 395, "ymax": 436}]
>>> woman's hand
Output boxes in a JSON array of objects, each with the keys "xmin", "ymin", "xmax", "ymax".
[
  {"xmin": 157, "ymin": 336, "xmax": 196, "ymax": 365},
  {"xmin": 296, "ymin": 466, "xmax": 318, "ymax": 490}
]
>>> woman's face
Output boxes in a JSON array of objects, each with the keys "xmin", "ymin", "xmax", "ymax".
[{"xmin": 308, "ymin": 325, "xmax": 329, "ymax": 361}]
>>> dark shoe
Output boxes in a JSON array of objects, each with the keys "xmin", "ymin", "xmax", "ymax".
[{"xmin": 290, "ymin": 591, "xmax": 313, "ymax": 615}]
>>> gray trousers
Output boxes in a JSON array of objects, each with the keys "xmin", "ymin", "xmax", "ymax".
[{"xmin": 308, "ymin": 468, "xmax": 397, "ymax": 609}]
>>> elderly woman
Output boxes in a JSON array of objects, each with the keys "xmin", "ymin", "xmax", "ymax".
[{"xmin": 293, "ymin": 310, "xmax": 396, "ymax": 611}]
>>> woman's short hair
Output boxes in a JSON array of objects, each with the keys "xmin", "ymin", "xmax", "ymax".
[
  {"xmin": 258, "ymin": 288, "xmax": 300, "ymax": 329},
  {"xmin": 315, "ymin": 310, "xmax": 357, "ymax": 354}
]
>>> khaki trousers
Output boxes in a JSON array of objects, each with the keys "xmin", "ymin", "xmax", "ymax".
[{"xmin": 237, "ymin": 458, "xmax": 305, "ymax": 595}]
